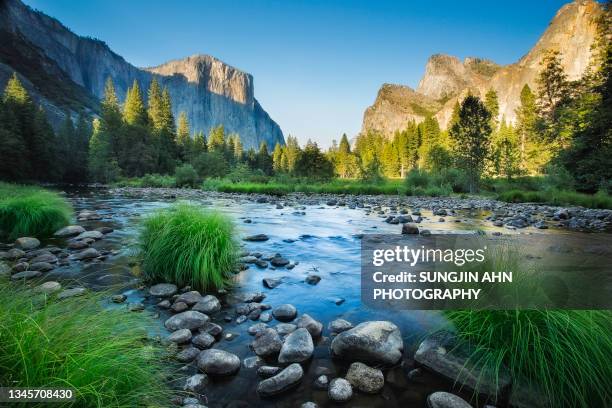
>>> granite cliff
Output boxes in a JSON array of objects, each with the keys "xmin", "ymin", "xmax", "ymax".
[
  {"xmin": 362, "ymin": 0, "xmax": 603, "ymax": 136},
  {"xmin": 0, "ymin": 0, "xmax": 284, "ymax": 148}
]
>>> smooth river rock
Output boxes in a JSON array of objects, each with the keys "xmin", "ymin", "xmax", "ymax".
[
  {"xmin": 295, "ymin": 313, "xmax": 323, "ymax": 338},
  {"xmin": 427, "ymin": 392, "xmax": 472, "ymax": 408},
  {"xmin": 149, "ymin": 283, "xmax": 178, "ymax": 297},
  {"xmin": 15, "ymin": 237, "xmax": 40, "ymax": 250},
  {"xmin": 331, "ymin": 321, "xmax": 403, "ymax": 366},
  {"xmin": 165, "ymin": 310, "xmax": 209, "ymax": 331},
  {"xmin": 251, "ymin": 328, "xmax": 283, "ymax": 358},
  {"xmin": 256, "ymin": 363, "xmax": 304, "ymax": 397},
  {"xmin": 54, "ymin": 225, "xmax": 85, "ymax": 237},
  {"xmin": 191, "ymin": 295, "xmax": 221, "ymax": 314},
  {"xmin": 278, "ymin": 328, "xmax": 314, "ymax": 364},
  {"xmin": 196, "ymin": 349, "xmax": 240, "ymax": 376},
  {"xmin": 272, "ymin": 304, "xmax": 297, "ymax": 322}
]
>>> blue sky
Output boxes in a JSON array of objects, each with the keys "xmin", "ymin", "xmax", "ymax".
[{"xmin": 24, "ymin": 0, "xmax": 569, "ymax": 147}]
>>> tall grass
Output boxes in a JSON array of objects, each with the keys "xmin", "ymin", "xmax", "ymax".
[
  {"xmin": 497, "ymin": 189, "xmax": 612, "ymax": 209},
  {"xmin": 444, "ymin": 241, "xmax": 612, "ymax": 407},
  {"xmin": 0, "ymin": 283, "xmax": 172, "ymax": 407},
  {"xmin": 140, "ymin": 203, "xmax": 238, "ymax": 290},
  {"xmin": 0, "ymin": 183, "xmax": 72, "ymax": 240},
  {"xmin": 446, "ymin": 310, "xmax": 612, "ymax": 407},
  {"xmin": 201, "ymin": 179, "xmax": 407, "ymax": 196}
]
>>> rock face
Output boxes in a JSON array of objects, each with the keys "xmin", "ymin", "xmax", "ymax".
[
  {"xmin": 362, "ymin": 0, "xmax": 603, "ymax": 135},
  {"xmin": 0, "ymin": 0, "xmax": 284, "ymax": 149}
]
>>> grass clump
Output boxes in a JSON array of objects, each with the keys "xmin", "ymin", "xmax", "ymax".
[
  {"xmin": 140, "ymin": 203, "xmax": 238, "ymax": 291},
  {"xmin": 0, "ymin": 283, "xmax": 172, "ymax": 407},
  {"xmin": 0, "ymin": 183, "xmax": 72, "ymax": 240},
  {"xmin": 497, "ymin": 189, "xmax": 612, "ymax": 209},
  {"xmin": 446, "ymin": 309, "xmax": 612, "ymax": 407}
]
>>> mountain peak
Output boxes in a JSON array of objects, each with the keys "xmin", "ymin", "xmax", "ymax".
[{"xmin": 363, "ymin": 0, "xmax": 603, "ymax": 136}]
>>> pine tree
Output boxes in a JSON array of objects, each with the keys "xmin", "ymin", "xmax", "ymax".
[
  {"xmin": 233, "ymin": 135, "xmax": 243, "ymax": 162},
  {"xmin": 207, "ymin": 125, "xmax": 225, "ymax": 153},
  {"xmin": 123, "ymin": 80, "xmax": 147, "ymax": 126},
  {"xmin": 283, "ymin": 135, "xmax": 301, "ymax": 173},
  {"xmin": 294, "ymin": 140, "xmax": 333, "ymax": 179},
  {"xmin": 339, "ymin": 133, "xmax": 351, "ymax": 154},
  {"xmin": 3, "ymin": 73, "xmax": 35, "ymax": 179},
  {"xmin": 101, "ymin": 78, "xmax": 122, "ymax": 159},
  {"xmin": 120, "ymin": 80, "xmax": 154, "ymax": 176},
  {"xmin": 256, "ymin": 142, "xmax": 273, "ymax": 175},
  {"xmin": 0, "ymin": 95, "xmax": 27, "ymax": 180},
  {"xmin": 56, "ymin": 114, "xmax": 75, "ymax": 180},
  {"xmin": 450, "ymin": 95, "xmax": 492, "ymax": 192},
  {"xmin": 515, "ymin": 84, "xmax": 541, "ymax": 173},
  {"xmin": 418, "ymin": 116, "xmax": 441, "ymax": 168},
  {"xmin": 272, "ymin": 143, "xmax": 284, "ymax": 172},
  {"xmin": 88, "ymin": 118, "xmax": 120, "ymax": 182},
  {"xmin": 176, "ymin": 112, "xmax": 192, "ymax": 162},
  {"xmin": 484, "ymin": 88, "xmax": 500, "ymax": 129}
]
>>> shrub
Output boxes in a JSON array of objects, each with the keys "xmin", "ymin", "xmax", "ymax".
[
  {"xmin": 193, "ymin": 151, "xmax": 229, "ymax": 179},
  {"xmin": 405, "ymin": 169, "xmax": 431, "ymax": 189},
  {"xmin": 446, "ymin": 309, "xmax": 612, "ymax": 407},
  {"xmin": 175, "ymin": 164, "xmax": 199, "ymax": 188},
  {"xmin": 140, "ymin": 173, "xmax": 176, "ymax": 188},
  {"xmin": 140, "ymin": 203, "xmax": 238, "ymax": 290},
  {"xmin": 497, "ymin": 189, "xmax": 612, "ymax": 209},
  {"xmin": 0, "ymin": 283, "xmax": 172, "ymax": 407},
  {"xmin": 0, "ymin": 183, "xmax": 72, "ymax": 240}
]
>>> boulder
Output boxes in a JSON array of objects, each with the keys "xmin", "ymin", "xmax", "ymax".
[
  {"xmin": 192, "ymin": 295, "xmax": 221, "ymax": 314},
  {"xmin": 54, "ymin": 225, "xmax": 85, "ymax": 237},
  {"xmin": 328, "ymin": 318, "xmax": 353, "ymax": 334},
  {"xmin": 426, "ymin": 392, "xmax": 472, "ymax": 408},
  {"xmin": 257, "ymin": 366, "xmax": 281, "ymax": 378},
  {"xmin": 262, "ymin": 278, "xmax": 282, "ymax": 289},
  {"xmin": 200, "ymin": 322, "xmax": 223, "ymax": 336},
  {"xmin": 248, "ymin": 322, "xmax": 268, "ymax": 336},
  {"xmin": 167, "ymin": 328, "xmax": 192, "ymax": 344},
  {"xmin": 331, "ymin": 321, "xmax": 403, "ymax": 366},
  {"xmin": 34, "ymin": 281, "xmax": 62, "ymax": 294},
  {"xmin": 345, "ymin": 362, "xmax": 384, "ymax": 393},
  {"xmin": 275, "ymin": 323, "xmax": 297, "ymax": 336},
  {"xmin": 149, "ymin": 283, "xmax": 178, "ymax": 297},
  {"xmin": 164, "ymin": 311, "xmax": 209, "ymax": 331},
  {"xmin": 75, "ymin": 230, "xmax": 104, "ymax": 240},
  {"xmin": 415, "ymin": 331, "xmax": 511, "ymax": 398},
  {"xmin": 11, "ymin": 270, "xmax": 42, "ymax": 280},
  {"xmin": 176, "ymin": 346, "xmax": 200, "ymax": 363},
  {"xmin": 328, "ymin": 378, "xmax": 352, "ymax": 402},
  {"xmin": 272, "ymin": 304, "xmax": 297, "ymax": 322},
  {"xmin": 70, "ymin": 248, "xmax": 100, "ymax": 260},
  {"xmin": 192, "ymin": 333, "xmax": 215, "ymax": 349},
  {"xmin": 402, "ymin": 223, "xmax": 419, "ymax": 234},
  {"xmin": 15, "ymin": 237, "xmax": 40, "ymax": 250},
  {"xmin": 29, "ymin": 262, "xmax": 54, "ymax": 272},
  {"xmin": 196, "ymin": 349, "xmax": 240, "ymax": 376},
  {"xmin": 57, "ymin": 287, "xmax": 86, "ymax": 299},
  {"xmin": 176, "ymin": 290, "xmax": 203, "ymax": 306},
  {"xmin": 256, "ymin": 363, "xmax": 304, "ymax": 397},
  {"xmin": 278, "ymin": 328, "xmax": 314, "ymax": 364},
  {"xmin": 251, "ymin": 328, "xmax": 282, "ymax": 358},
  {"xmin": 30, "ymin": 253, "xmax": 57, "ymax": 264},
  {"xmin": 295, "ymin": 314, "xmax": 323, "ymax": 337}
]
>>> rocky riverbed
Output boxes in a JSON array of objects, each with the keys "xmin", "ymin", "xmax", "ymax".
[{"xmin": 1, "ymin": 186, "xmax": 611, "ymax": 408}]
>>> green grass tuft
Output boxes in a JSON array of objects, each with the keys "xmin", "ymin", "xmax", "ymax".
[
  {"xmin": 140, "ymin": 203, "xmax": 238, "ymax": 291},
  {"xmin": 0, "ymin": 283, "xmax": 173, "ymax": 407},
  {"xmin": 446, "ymin": 309, "xmax": 612, "ymax": 407},
  {"xmin": 497, "ymin": 189, "xmax": 612, "ymax": 209},
  {"xmin": 0, "ymin": 183, "xmax": 72, "ymax": 240}
]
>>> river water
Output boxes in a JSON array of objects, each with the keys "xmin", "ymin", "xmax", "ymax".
[{"xmin": 36, "ymin": 187, "xmax": 611, "ymax": 407}]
